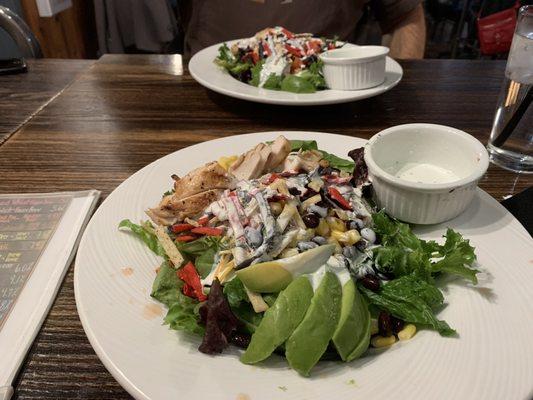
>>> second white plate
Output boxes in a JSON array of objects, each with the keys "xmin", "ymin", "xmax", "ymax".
[{"xmin": 189, "ymin": 41, "xmax": 403, "ymax": 106}]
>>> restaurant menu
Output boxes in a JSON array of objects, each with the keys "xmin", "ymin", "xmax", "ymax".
[
  {"xmin": 0, "ymin": 195, "xmax": 72, "ymax": 329},
  {"xmin": 0, "ymin": 191, "xmax": 100, "ymax": 400}
]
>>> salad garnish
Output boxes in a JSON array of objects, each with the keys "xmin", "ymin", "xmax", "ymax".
[
  {"xmin": 214, "ymin": 27, "xmax": 343, "ymax": 93},
  {"xmin": 119, "ymin": 135, "xmax": 478, "ymax": 376}
]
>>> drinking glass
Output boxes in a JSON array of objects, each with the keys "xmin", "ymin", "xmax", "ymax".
[{"xmin": 487, "ymin": 5, "xmax": 533, "ymax": 173}]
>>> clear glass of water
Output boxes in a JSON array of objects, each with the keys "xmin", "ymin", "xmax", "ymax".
[{"xmin": 487, "ymin": 5, "xmax": 533, "ymax": 173}]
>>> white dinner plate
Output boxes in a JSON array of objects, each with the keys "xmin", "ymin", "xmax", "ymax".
[
  {"xmin": 75, "ymin": 131, "xmax": 533, "ymax": 400},
  {"xmin": 189, "ymin": 41, "xmax": 403, "ymax": 105}
]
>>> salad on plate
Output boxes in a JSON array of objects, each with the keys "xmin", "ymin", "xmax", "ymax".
[
  {"xmin": 119, "ymin": 135, "xmax": 479, "ymax": 376},
  {"xmin": 214, "ymin": 27, "xmax": 343, "ymax": 93}
]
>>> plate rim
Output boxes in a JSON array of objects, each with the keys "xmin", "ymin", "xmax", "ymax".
[{"xmin": 188, "ymin": 40, "xmax": 403, "ymax": 106}]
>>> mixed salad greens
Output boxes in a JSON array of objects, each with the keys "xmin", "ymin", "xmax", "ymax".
[
  {"xmin": 119, "ymin": 137, "xmax": 478, "ymax": 376},
  {"xmin": 214, "ymin": 27, "xmax": 342, "ymax": 93}
]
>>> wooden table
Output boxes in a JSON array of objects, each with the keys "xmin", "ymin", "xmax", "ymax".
[
  {"xmin": 1, "ymin": 55, "xmax": 531, "ymax": 400},
  {"xmin": 0, "ymin": 59, "xmax": 94, "ymax": 144}
]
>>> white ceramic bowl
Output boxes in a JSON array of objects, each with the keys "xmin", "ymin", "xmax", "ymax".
[
  {"xmin": 319, "ymin": 46, "xmax": 389, "ymax": 90},
  {"xmin": 364, "ymin": 124, "xmax": 489, "ymax": 225}
]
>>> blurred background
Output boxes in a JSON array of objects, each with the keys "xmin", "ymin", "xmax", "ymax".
[{"xmin": 0, "ymin": 0, "xmax": 531, "ymax": 60}]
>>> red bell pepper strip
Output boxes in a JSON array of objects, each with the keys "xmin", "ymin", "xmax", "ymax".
[
  {"xmin": 175, "ymin": 235, "xmax": 198, "ymax": 242},
  {"xmin": 178, "ymin": 262, "xmax": 207, "ymax": 302},
  {"xmin": 281, "ymin": 27, "xmax": 294, "ymax": 38},
  {"xmin": 191, "ymin": 227, "xmax": 224, "ymax": 236},
  {"xmin": 262, "ymin": 41, "xmax": 272, "ymax": 57},
  {"xmin": 171, "ymin": 223, "xmax": 194, "ymax": 233},
  {"xmin": 285, "ymin": 44, "xmax": 302, "ymax": 57},
  {"xmin": 328, "ymin": 187, "xmax": 353, "ymax": 210},
  {"xmin": 197, "ymin": 215, "xmax": 210, "ymax": 226}
]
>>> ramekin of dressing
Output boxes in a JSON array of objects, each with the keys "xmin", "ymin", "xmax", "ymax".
[
  {"xmin": 319, "ymin": 46, "xmax": 389, "ymax": 90},
  {"xmin": 364, "ymin": 123, "xmax": 489, "ymax": 224}
]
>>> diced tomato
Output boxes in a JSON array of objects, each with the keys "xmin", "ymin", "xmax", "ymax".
[
  {"xmin": 228, "ymin": 191, "xmax": 237, "ymax": 197},
  {"xmin": 191, "ymin": 227, "xmax": 224, "ymax": 236},
  {"xmin": 328, "ymin": 43, "xmax": 336, "ymax": 50},
  {"xmin": 263, "ymin": 41, "xmax": 272, "ymax": 57},
  {"xmin": 291, "ymin": 57, "xmax": 303, "ymax": 73},
  {"xmin": 197, "ymin": 216, "xmax": 210, "ymax": 226},
  {"xmin": 328, "ymin": 187, "xmax": 353, "ymax": 211},
  {"xmin": 307, "ymin": 40, "xmax": 322, "ymax": 55},
  {"xmin": 281, "ymin": 27, "xmax": 295, "ymax": 38},
  {"xmin": 170, "ymin": 223, "xmax": 194, "ymax": 233},
  {"xmin": 178, "ymin": 262, "xmax": 207, "ymax": 302},
  {"xmin": 285, "ymin": 44, "xmax": 302, "ymax": 57},
  {"xmin": 266, "ymin": 173, "xmax": 280, "ymax": 184},
  {"xmin": 251, "ymin": 52, "xmax": 259, "ymax": 64},
  {"xmin": 175, "ymin": 235, "xmax": 198, "ymax": 242}
]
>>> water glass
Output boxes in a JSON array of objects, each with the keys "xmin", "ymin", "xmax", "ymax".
[{"xmin": 487, "ymin": 5, "xmax": 533, "ymax": 173}]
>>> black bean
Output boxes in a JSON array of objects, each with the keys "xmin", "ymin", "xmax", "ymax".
[
  {"xmin": 359, "ymin": 274, "xmax": 380, "ymax": 292},
  {"xmin": 378, "ymin": 311, "xmax": 392, "ymax": 337},
  {"xmin": 302, "ymin": 213, "xmax": 320, "ymax": 228},
  {"xmin": 391, "ymin": 316, "xmax": 404, "ymax": 334},
  {"xmin": 356, "ymin": 239, "xmax": 368, "ymax": 251},
  {"xmin": 288, "ymin": 187, "xmax": 301, "ymax": 196},
  {"xmin": 231, "ymin": 333, "xmax": 251, "ymax": 349},
  {"xmin": 301, "ymin": 188, "xmax": 318, "ymax": 201}
]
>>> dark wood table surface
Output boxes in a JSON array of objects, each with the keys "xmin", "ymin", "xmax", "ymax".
[
  {"xmin": 1, "ymin": 55, "xmax": 531, "ymax": 400},
  {"xmin": 0, "ymin": 59, "xmax": 94, "ymax": 144}
]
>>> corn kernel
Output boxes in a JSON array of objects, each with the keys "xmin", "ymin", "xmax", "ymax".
[
  {"xmin": 218, "ymin": 155, "xmax": 238, "ymax": 170},
  {"xmin": 330, "ymin": 230, "xmax": 345, "ymax": 242},
  {"xmin": 398, "ymin": 324, "xmax": 417, "ymax": 341},
  {"xmin": 316, "ymin": 218, "xmax": 330, "ymax": 236},
  {"xmin": 326, "ymin": 217, "xmax": 346, "ymax": 232},
  {"xmin": 371, "ymin": 335, "xmax": 396, "ymax": 348},
  {"xmin": 370, "ymin": 319, "xmax": 379, "ymax": 335},
  {"xmin": 341, "ymin": 229, "xmax": 361, "ymax": 246},
  {"xmin": 327, "ymin": 236, "xmax": 343, "ymax": 254}
]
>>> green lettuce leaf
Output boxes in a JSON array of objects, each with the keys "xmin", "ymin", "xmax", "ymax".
[
  {"xmin": 250, "ymin": 61, "xmax": 264, "ymax": 86},
  {"xmin": 371, "ymin": 211, "xmax": 478, "ymax": 283},
  {"xmin": 118, "ymin": 219, "xmax": 166, "ymax": 258},
  {"xmin": 432, "ymin": 229, "xmax": 478, "ymax": 283},
  {"xmin": 297, "ymin": 60, "xmax": 327, "ymax": 89},
  {"xmin": 263, "ymin": 73, "xmax": 283, "ymax": 90},
  {"xmin": 359, "ymin": 275, "xmax": 455, "ymax": 336},
  {"xmin": 152, "ymin": 261, "xmax": 204, "ymax": 335},
  {"xmin": 289, "ymin": 140, "xmax": 319, "ymax": 152},
  {"xmin": 280, "ymin": 75, "xmax": 316, "ymax": 93},
  {"xmin": 223, "ymin": 277, "xmax": 250, "ymax": 308},
  {"xmin": 176, "ymin": 236, "xmax": 225, "ymax": 279}
]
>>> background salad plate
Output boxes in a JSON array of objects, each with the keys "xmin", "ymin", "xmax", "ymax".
[
  {"xmin": 75, "ymin": 131, "xmax": 533, "ymax": 400},
  {"xmin": 189, "ymin": 41, "xmax": 403, "ymax": 106}
]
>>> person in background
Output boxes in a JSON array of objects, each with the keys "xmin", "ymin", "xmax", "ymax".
[{"xmin": 180, "ymin": 0, "xmax": 426, "ymax": 59}]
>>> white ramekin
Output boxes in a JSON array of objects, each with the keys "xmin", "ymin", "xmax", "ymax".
[
  {"xmin": 364, "ymin": 124, "xmax": 489, "ymax": 225},
  {"xmin": 319, "ymin": 46, "xmax": 389, "ymax": 90}
]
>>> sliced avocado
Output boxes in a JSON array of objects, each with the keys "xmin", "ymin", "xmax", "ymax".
[
  {"xmin": 236, "ymin": 244, "xmax": 335, "ymax": 293},
  {"xmin": 285, "ymin": 271, "xmax": 342, "ymax": 376},
  {"xmin": 332, "ymin": 279, "xmax": 371, "ymax": 361},
  {"xmin": 240, "ymin": 276, "xmax": 313, "ymax": 364}
]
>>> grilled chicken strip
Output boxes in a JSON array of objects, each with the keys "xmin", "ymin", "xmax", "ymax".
[
  {"xmin": 146, "ymin": 161, "xmax": 233, "ymax": 225},
  {"xmin": 147, "ymin": 189, "xmax": 223, "ymax": 226},
  {"xmin": 230, "ymin": 135, "xmax": 291, "ymax": 180},
  {"xmin": 174, "ymin": 161, "xmax": 233, "ymax": 199}
]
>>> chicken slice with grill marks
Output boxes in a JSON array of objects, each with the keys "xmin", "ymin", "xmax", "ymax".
[
  {"xmin": 173, "ymin": 161, "xmax": 233, "ymax": 199},
  {"xmin": 146, "ymin": 161, "xmax": 233, "ymax": 226},
  {"xmin": 147, "ymin": 189, "xmax": 224, "ymax": 226}
]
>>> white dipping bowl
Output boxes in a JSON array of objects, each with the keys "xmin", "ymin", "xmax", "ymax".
[
  {"xmin": 364, "ymin": 123, "xmax": 489, "ymax": 225},
  {"xmin": 319, "ymin": 46, "xmax": 389, "ymax": 90}
]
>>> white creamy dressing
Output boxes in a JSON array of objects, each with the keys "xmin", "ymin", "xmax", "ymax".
[
  {"xmin": 259, "ymin": 55, "xmax": 288, "ymax": 87},
  {"xmin": 306, "ymin": 256, "xmax": 351, "ymax": 291},
  {"xmin": 394, "ymin": 162, "xmax": 460, "ymax": 184}
]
